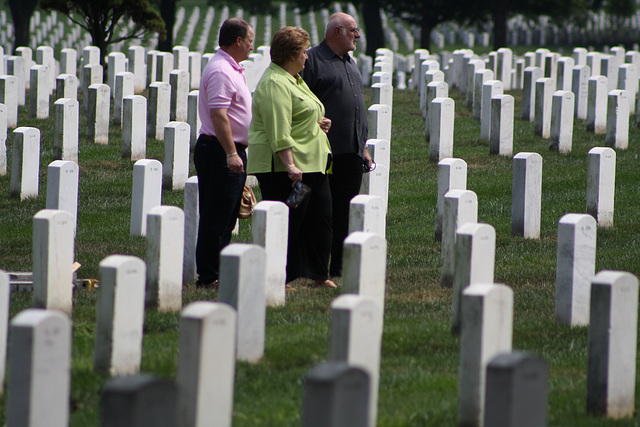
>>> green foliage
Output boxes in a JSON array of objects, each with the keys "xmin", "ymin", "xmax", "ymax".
[{"xmin": 39, "ymin": 0, "xmax": 166, "ymax": 62}]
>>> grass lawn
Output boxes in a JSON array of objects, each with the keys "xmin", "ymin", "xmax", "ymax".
[{"xmin": 1, "ymin": 4, "xmax": 640, "ymax": 425}]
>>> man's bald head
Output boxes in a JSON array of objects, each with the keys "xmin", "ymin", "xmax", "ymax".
[{"xmin": 324, "ymin": 12, "xmax": 360, "ymax": 57}]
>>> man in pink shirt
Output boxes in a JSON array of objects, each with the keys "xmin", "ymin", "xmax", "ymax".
[{"xmin": 194, "ymin": 18, "xmax": 254, "ymax": 288}]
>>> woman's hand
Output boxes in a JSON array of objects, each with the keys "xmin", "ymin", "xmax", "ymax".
[
  {"xmin": 286, "ymin": 164, "xmax": 303, "ymax": 185},
  {"xmin": 318, "ymin": 117, "xmax": 331, "ymax": 133}
]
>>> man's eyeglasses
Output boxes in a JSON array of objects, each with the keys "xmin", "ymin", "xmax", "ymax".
[{"xmin": 339, "ymin": 26, "xmax": 361, "ymax": 34}]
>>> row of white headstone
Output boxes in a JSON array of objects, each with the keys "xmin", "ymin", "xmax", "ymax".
[
  {"xmin": 0, "ymin": 182, "xmax": 389, "ymax": 425},
  {"xmin": 409, "ymin": 46, "xmax": 640, "ymax": 163},
  {"xmin": 408, "ymin": 45, "xmax": 638, "ymax": 423}
]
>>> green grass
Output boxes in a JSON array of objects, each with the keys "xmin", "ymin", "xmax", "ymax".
[
  {"xmin": 2, "ymin": 4, "xmax": 640, "ymax": 425},
  {"xmin": 1, "ymin": 81, "xmax": 639, "ymax": 426}
]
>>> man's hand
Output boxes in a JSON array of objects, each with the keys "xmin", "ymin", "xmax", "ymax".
[
  {"xmin": 363, "ymin": 147, "xmax": 373, "ymax": 169},
  {"xmin": 227, "ymin": 154, "xmax": 245, "ymax": 173}
]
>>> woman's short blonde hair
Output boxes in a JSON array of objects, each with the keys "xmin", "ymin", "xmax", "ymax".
[{"xmin": 270, "ymin": 26, "xmax": 310, "ymax": 67}]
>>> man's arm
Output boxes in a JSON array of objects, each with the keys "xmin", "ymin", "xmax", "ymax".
[{"xmin": 210, "ymin": 108, "xmax": 244, "ymax": 173}]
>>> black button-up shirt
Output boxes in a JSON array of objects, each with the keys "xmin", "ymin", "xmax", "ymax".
[{"xmin": 302, "ymin": 40, "xmax": 368, "ymax": 157}]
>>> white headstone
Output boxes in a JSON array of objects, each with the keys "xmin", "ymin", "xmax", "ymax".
[
  {"xmin": 435, "ymin": 158, "xmax": 467, "ymax": 242},
  {"xmin": 365, "ymin": 139, "xmax": 390, "ymax": 170},
  {"xmin": 122, "ymin": 95, "xmax": 148, "ymax": 161},
  {"xmin": 29, "ymin": 65, "xmax": 49, "ymax": 118},
  {"xmin": 458, "ymin": 283, "xmax": 513, "ymax": 427},
  {"xmin": 586, "ymin": 147, "xmax": 616, "ymax": 228},
  {"xmin": 10, "ymin": 127, "xmax": 41, "ymax": 200},
  {"xmin": 128, "ymin": 46, "xmax": 147, "ymax": 94},
  {"xmin": 522, "ymin": 67, "xmax": 542, "ymax": 121},
  {"xmin": 360, "ymin": 163, "xmax": 389, "ymax": 213},
  {"xmin": 367, "ymin": 104, "xmax": 391, "ymax": 142},
  {"xmin": 441, "ymin": 189, "xmax": 478, "ymax": 287},
  {"xmin": 573, "ymin": 47, "xmax": 587, "ymax": 66},
  {"xmin": 146, "ymin": 205, "xmax": 185, "ymax": 312},
  {"xmin": 481, "ymin": 80, "xmax": 503, "ymax": 140},
  {"xmin": 587, "ymin": 271, "xmax": 639, "ymax": 418},
  {"xmin": 148, "ymin": 82, "xmax": 171, "ymax": 140},
  {"xmin": 617, "ymin": 64, "xmax": 637, "ymax": 114},
  {"xmin": 156, "ymin": 52, "xmax": 174, "ymax": 83},
  {"xmin": 557, "ymin": 57, "xmax": 575, "ymax": 91},
  {"xmin": 183, "ymin": 176, "xmax": 199, "ymax": 284},
  {"xmin": 55, "ymin": 74, "xmax": 78, "ymax": 101},
  {"xmin": 466, "ymin": 60, "xmax": 485, "ymax": 110},
  {"xmin": 586, "ymin": 75, "xmax": 608, "ymax": 134},
  {"xmin": 87, "ymin": 83, "xmax": 110, "ymax": 144},
  {"xmin": 60, "ymin": 48, "xmax": 77, "ymax": 76},
  {"xmin": 533, "ymin": 78, "xmax": 555, "ymax": 138},
  {"xmin": 163, "ymin": 121, "xmax": 190, "ymax": 190},
  {"xmin": 490, "ymin": 94, "xmax": 514, "ymax": 156},
  {"xmin": 555, "ymin": 213, "xmax": 596, "ymax": 327},
  {"xmin": 424, "ymin": 79, "xmax": 448, "ymax": 138},
  {"xmin": 0, "ymin": 75, "xmax": 18, "ymax": 127},
  {"xmin": 342, "ymin": 232, "xmax": 387, "ymax": 313},
  {"xmin": 605, "ymin": 90, "xmax": 629, "ymax": 149},
  {"xmin": 53, "ymin": 98, "xmax": 79, "ymax": 163},
  {"xmin": 452, "ymin": 223, "xmax": 496, "ymax": 335},
  {"xmin": 252, "ymin": 201, "xmax": 288, "ymax": 307},
  {"xmin": 496, "ymin": 48, "xmax": 513, "ymax": 90},
  {"xmin": 188, "ymin": 52, "xmax": 202, "ymax": 90},
  {"xmin": 572, "ymin": 65, "xmax": 590, "ymax": 120},
  {"xmin": 329, "ymin": 295, "xmax": 383, "ymax": 427},
  {"xmin": 114, "ymin": 72, "xmax": 135, "ymax": 127},
  {"xmin": 32, "ymin": 209, "xmax": 74, "ymax": 314},
  {"xmin": 219, "ymin": 244, "xmax": 267, "ymax": 363},
  {"xmin": 7, "ymin": 56, "xmax": 27, "ymax": 106},
  {"xmin": 349, "ymin": 195, "xmax": 386, "ymax": 238},
  {"xmin": 473, "ymin": 69, "xmax": 493, "ymax": 120},
  {"xmin": 187, "ymin": 90, "xmax": 201, "ymax": 149},
  {"xmin": 130, "ymin": 159, "xmax": 162, "ymax": 236},
  {"xmin": 601, "ymin": 55, "xmax": 619, "ymax": 92},
  {"xmin": 586, "ymin": 52, "xmax": 601, "ymax": 76},
  {"xmin": 511, "ymin": 152, "xmax": 542, "ymax": 238},
  {"xmin": 550, "ymin": 90, "xmax": 575, "ymax": 153},
  {"xmin": 82, "ymin": 63, "xmax": 103, "ymax": 113},
  {"xmin": 177, "ymin": 302, "xmax": 237, "ymax": 427},
  {"xmin": 46, "ymin": 160, "xmax": 79, "ymax": 234},
  {"xmin": 94, "ymin": 255, "xmax": 146, "ymax": 376},
  {"xmin": 6, "ymin": 309, "xmax": 71, "ymax": 427},
  {"xmin": 107, "ymin": 52, "xmax": 127, "ymax": 97},
  {"xmin": 429, "ymin": 97, "xmax": 454, "ymax": 162},
  {"xmin": 170, "ymin": 70, "xmax": 190, "ymax": 122}
]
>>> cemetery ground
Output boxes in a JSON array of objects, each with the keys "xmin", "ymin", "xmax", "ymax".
[{"xmin": 1, "ymin": 84, "xmax": 640, "ymax": 426}]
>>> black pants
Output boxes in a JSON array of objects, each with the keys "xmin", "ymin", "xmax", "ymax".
[
  {"xmin": 194, "ymin": 134, "xmax": 247, "ymax": 283},
  {"xmin": 328, "ymin": 153, "xmax": 364, "ymax": 276},
  {"xmin": 256, "ymin": 172, "xmax": 332, "ymax": 283}
]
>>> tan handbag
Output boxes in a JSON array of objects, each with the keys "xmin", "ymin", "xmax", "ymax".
[{"xmin": 238, "ymin": 185, "xmax": 257, "ymax": 219}]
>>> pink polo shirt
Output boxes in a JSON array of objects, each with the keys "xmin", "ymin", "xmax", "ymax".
[{"xmin": 198, "ymin": 49, "xmax": 252, "ymax": 145}]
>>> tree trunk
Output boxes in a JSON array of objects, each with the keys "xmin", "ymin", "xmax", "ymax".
[
  {"xmin": 492, "ymin": 0, "xmax": 509, "ymax": 49},
  {"xmin": 362, "ymin": 0, "xmax": 384, "ymax": 57},
  {"xmin": 421, "ymin": 1, "xmax": 434, "ymax": 50},
  {"xmin": 157, "ymin": 0, "xmax": 176, "ymax": 52},
  {"xmin": 9, "ymin": 0, "xmax": 37, "ymax": 53}
]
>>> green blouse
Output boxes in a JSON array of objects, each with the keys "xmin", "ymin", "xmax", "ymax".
[{"xmin": 247, "ymin": 63, "xmax": 332, "ymax": 174}]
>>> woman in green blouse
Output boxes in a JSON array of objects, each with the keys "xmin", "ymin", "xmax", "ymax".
[{"xmin": 247, "ymin": 26, "xmax": 336, "ymax": 289}]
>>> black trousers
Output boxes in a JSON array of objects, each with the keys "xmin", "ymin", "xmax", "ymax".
[
  {"xmin": 194, "ymin": 134, "xmax": 247, "ymax": 283},
  {"xmin": 328, "ymin": 153, "xmax": 364, "ymax": 276},
  {"xmin": 256, "ymin": 172, "xmax": 332, "ymax": 283}
]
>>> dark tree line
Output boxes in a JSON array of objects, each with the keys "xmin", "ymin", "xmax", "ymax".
[{"xmin": 6, "ymin": 0, "xmax": 638, "ymax": 58}]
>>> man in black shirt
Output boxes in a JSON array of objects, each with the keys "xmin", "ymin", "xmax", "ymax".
[{"xmin": 302, "ymin": 12, "xmax": 372, "ymax": 277}]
